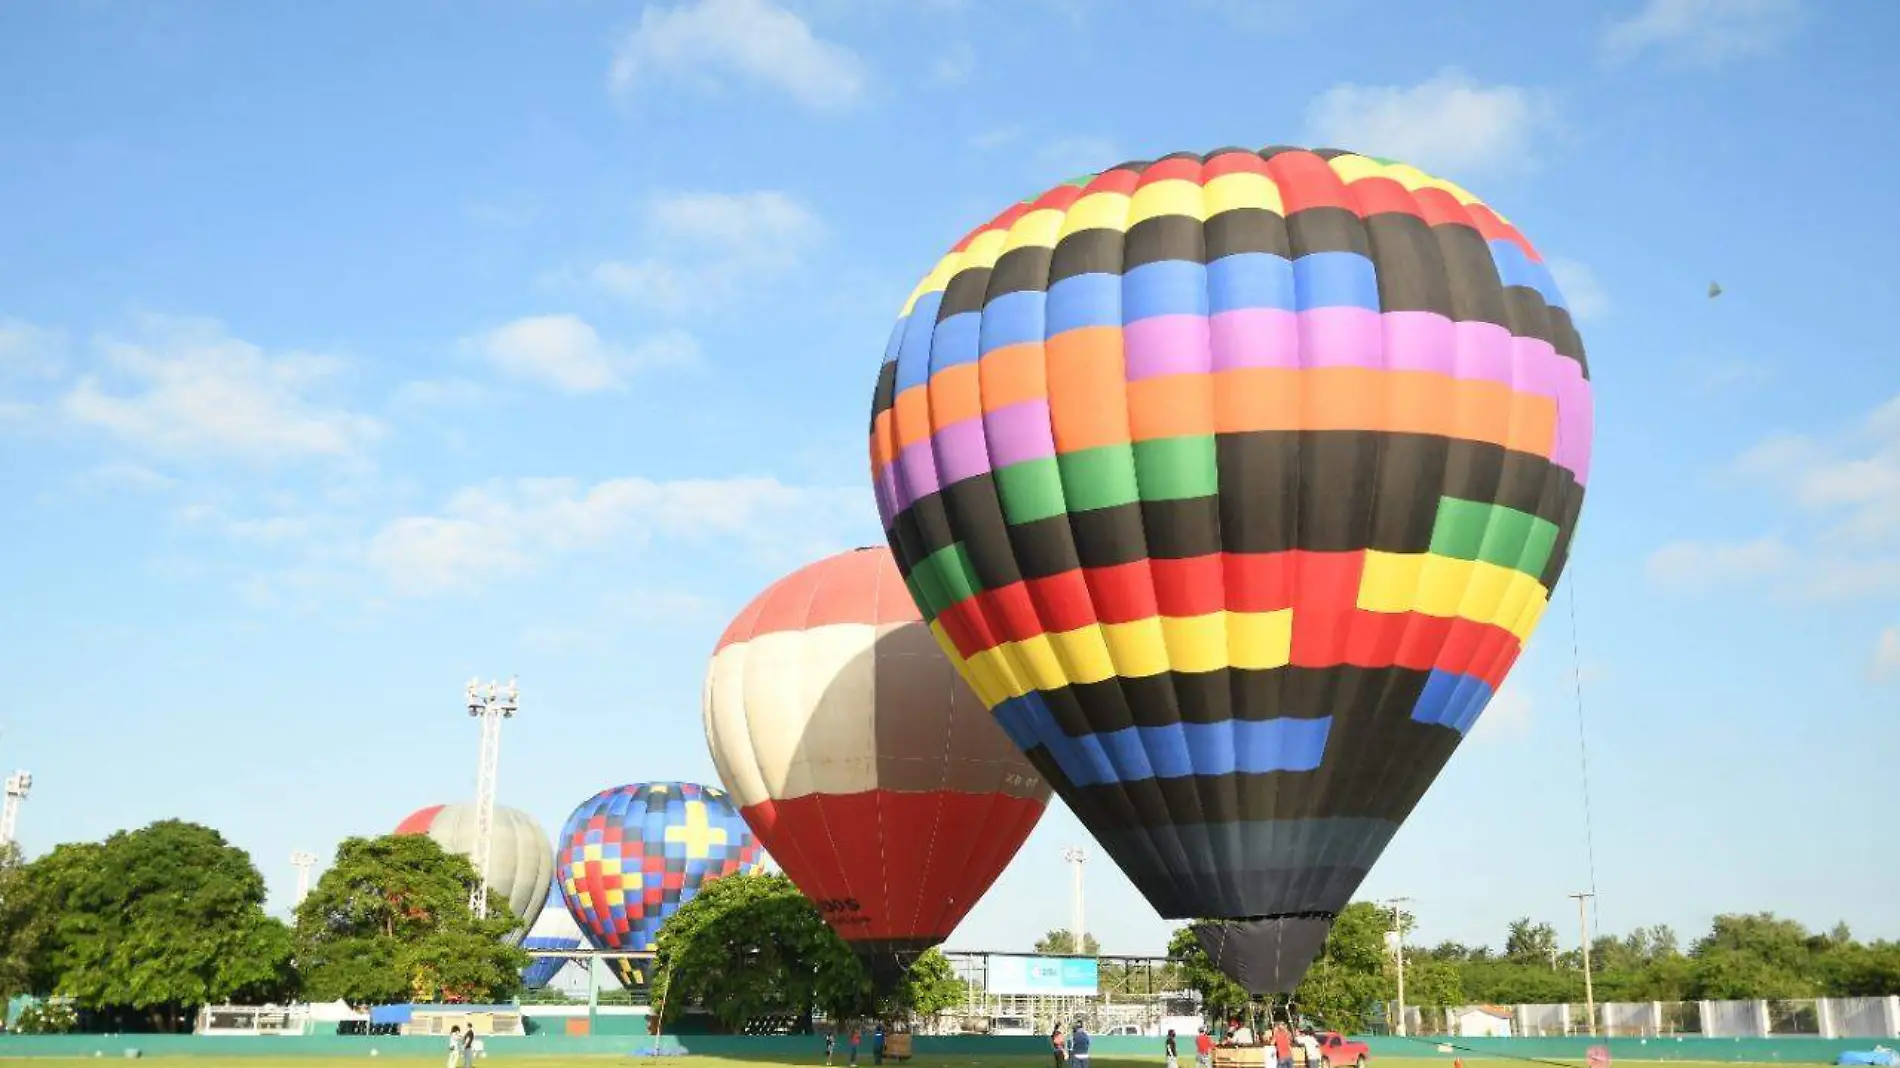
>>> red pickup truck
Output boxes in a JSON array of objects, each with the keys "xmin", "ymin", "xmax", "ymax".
[{"xmin": 1310, "ymin": 1032, "xmax": 1370, "ymax": 1068}]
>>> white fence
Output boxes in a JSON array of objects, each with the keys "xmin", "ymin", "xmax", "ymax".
[{"xmin": 1405, "ymin": 997, "xmax": 1900, "ymax": 1039}]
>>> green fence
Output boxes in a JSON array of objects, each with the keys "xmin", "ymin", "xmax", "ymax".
[{"xmin": 0, "ymin": 1033, "xmax": 1882, "ymax": 1061}]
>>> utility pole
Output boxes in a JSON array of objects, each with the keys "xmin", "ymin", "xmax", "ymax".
[
  {"xmin": 1384, "ymin": 896, "xmax": 1413, "ymax": 1037},
  {"xmin": 1060, "ymin": 847, "xmax": 1088, "ymax": 952},
  {"xmin": 1570, "ymin": 891, "xmax": 1597, "ymax": 1036},
  {"xmin": 0, "ymin": 771, "xmax": 31, "ymax": 848},
  {"xmin": 290, "ymin": 851, "xmax": 318, "ymax": 907},
  {"xmin": 466, "ymin": 677, "xmax": 519, "ymax": 918}
]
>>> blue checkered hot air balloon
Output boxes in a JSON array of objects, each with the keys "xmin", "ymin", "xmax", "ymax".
[{"xmin": 555, "ymin": 782, "xmax": 762, "ymax": 987}]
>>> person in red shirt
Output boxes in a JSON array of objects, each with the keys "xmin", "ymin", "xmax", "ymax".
[
  {"xmin": 1195, "ymin": 1027, "xmax": 1214, "ymax": 1068},
  {"xmin": 1272, "ymin": 1023, "xmax": 1293, "ymax": 1068}
]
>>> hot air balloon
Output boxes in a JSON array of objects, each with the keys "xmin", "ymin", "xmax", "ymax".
[
  {"xmin": 521, "ymin": 878, "xmax": 584, "ymax": 990},
  {"xmin": 556, "ymin": 782, "xmax": 761, "ymax": 987},
  {"xmin": 868, "ymin": 146, "xmax": 1591, "ymax": 995},
  {"xmin": 703, "ymin": 545, "xmax": 1052, "ymax": 983},
  {"xmin": 395, "ymin": 802, "xmax": 553, "ymax": 942}
]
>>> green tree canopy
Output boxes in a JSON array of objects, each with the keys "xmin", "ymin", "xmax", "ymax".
[
  {"xmin": 1035, "ymin": 929, "xmax": 1101, "ymax": 956},
  {"xmin": 649, "ymin": 873, "xmax": 962, "ymax": 1032},
  {"xmin": 25, "ymin": 821, "xmax": 294, "ymax": 1031},
  {"xmin": 651, "ymin": 872, "xmax": 867, "ymax": 1032},
  {"xmin": 895, "ymin": 948, "xmax": 964, "ymax": 1018},
  {"xmin": 0, "ymin": 843, "xmax": 53, "ymax": 1001},
  {"xmin": 293, "ymin": 833, "xmax": 526, "ymax": 1004},
  {"xmin": 1504, "ymin": 918, "xmax": 1560, "ymax": 967},
  {"xmin": 1166, "ymin": 925, "xmax": 1250, "ymax": 1023}
]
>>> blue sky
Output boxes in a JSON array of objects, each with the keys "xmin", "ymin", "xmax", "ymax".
[{"xmin": 3, "ymin": 0, "xmax": 1897, "ymax": 958}]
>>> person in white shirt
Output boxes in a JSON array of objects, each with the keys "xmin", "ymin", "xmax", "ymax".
[{"xmin": 1231, "ymin": 1022, "xmax": 1255, "ymax": 1046}]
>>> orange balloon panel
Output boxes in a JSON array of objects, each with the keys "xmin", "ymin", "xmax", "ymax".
[{"xmin": 703, "ymin": 546, "xmax": 1050, "ymax": 962}]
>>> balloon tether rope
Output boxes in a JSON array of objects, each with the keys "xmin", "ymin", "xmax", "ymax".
[{"xmin": 1565, "ymin": 567, "xmax": 1601, "ymax": 932}]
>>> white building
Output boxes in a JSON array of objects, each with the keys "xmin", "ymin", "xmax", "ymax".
[{"xmin": 1451, "ymin": 1006, "xmax": 1514, "ymax": 1038}]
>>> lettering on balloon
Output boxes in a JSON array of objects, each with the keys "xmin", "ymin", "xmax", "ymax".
[{"xmin": 817, "ymin": 897, "xmax": 872, "ymax": 927}]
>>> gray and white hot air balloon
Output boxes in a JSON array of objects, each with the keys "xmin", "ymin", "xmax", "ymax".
[{"xmin": 395, "ymin": 802, "xmax": 554, "ymax": 943}]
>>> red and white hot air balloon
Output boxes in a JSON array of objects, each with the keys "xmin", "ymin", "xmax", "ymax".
[{"xmin": 703, "ymin": 546, "xmax": 1051, "ymax": 980}]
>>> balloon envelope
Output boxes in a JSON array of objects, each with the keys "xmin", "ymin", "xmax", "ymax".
[
  {"xmin": 555, "ymin": 782, "xmax": 761, "ymax": 978},
  {"xmin": 395, "ymin": 802, "xmax": 553, "ymax": 943},
  {"xmin": 703, "ymin": 546, "xmax": 1051, "ymax": 974},
  {"xmin": 868, "ymin": 146, "xmax": 1592, "ymax": 993},
  {"xmin": 521, "ymin": 878, "xmax": 584, "ymax": 989}
]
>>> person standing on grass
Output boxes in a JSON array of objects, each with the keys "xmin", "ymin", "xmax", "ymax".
[
  {"xmin": 825, "ymin": 1027, "xmax": 836, "ymax": 1065},
  {"xmin": 1051, "ymin": 1021, "xmax": 1067, "ymax": 1068},
  {"xmin": 459, "ymin": 1023, "xmax": 476, "ymax": 1068},
  {"xmin": 446, "ymin": 1026, "xmax": 463, "ymax": 1068},
  {"xmin": 873, "ymin": 1021, "xmax": 886, "ymax": 1065},
  {"xmin": 1195, "ymin": 1026, "xmax": 1214, "ymax": 1068},
  {"xmin": 1165, "ymin": 1028, "xmax": 1179, "ymax": 1068},
  {"xmin": 849, "ymin": 1023, "xmax": 862, "ymax": 1066},
  {"xmin": 1068, "ymin": 1019, "xmax": 1092, "ymax": 1068}
]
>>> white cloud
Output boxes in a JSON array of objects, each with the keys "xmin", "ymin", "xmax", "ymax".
[
  {"xmin": 1035, "ymin": 136, "xmax": 1123, "ymax": 183},
  {"xmin": 61, "ymin": 314, "xmax": 381, "ymax": 462},
  {"xmin": 1304, "ymin": 68, "xmax": 1553, "ymax": 179},
  {"xmin": 1694, "ymin": 359, "xmax": 1773, "ymax": 394},
  {"xmin": 609, "ymin": 0, "xmax": 866, "ymax": 112},
  {"xmin": 1547, "ymin": 258, "xmax": 1609, "ymax": 323},
  {"xmin": 1187, "ymin": 0, "xmax": 1305, "ymax": 31},
  {"xmin": 931, "ymin": 44, "xmax": 974, "ymax": 84},
  {"xmin": 367, "ymin": 475, "xmax": 864, "ymax": 596},
  {"xmin": 1874, "ymin": 627, "xmax": 1900, "ymax": 682},
  {"xmin": 1645, "ymin": 535, "xmax": 1794, "ymax": 588},
  {"xmin": 174, "ymin": 502, "xmax": 314, "ymax": 545},
  {"xmin": 969, "ymin": 126, "xmax": 1023, "ymax": 152},
  {"xmin": 461, "ymin": 191, "xmax": 541, "ymax": 228},
  {"xmin": 1651, "ymin": 394, "xmax": 1900, "ymax": 601},
  {"xmin": 0, "ymin": 316, "xmax": 66, "ymax": 379},
  {"xmin": 464, "ymin": 315, "xmax": 699, "ymax": 394},
  {"xmin": 83, "ymin": 462, "xmax": 176, "ymax": 493},
  {"xmin": 391, "ymin": 377, "xmax": 491, "ymax": 409},
  {"xmin": 1471, "ymin": 680, "xmax": 1534, "ymax": 743},
  {"xmin": 1603, "ymin": 0, "xmax": 1805, "ymax": 67},
  {"xmin": 589, "ymin": 191, "xmax": 825, "ymax": 316}
]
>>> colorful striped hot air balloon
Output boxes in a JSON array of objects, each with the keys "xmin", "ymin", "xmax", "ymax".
[
  {"xmin": 556, "ymin": 782, "xmax": 761, "ymax": 987},
  {"xmin": 868, "ymin": 146, "xmax": 1592, "ymax": 993},
  {"xmin": 703, "ymin": 546, "xmax": 1051, "ymax": 982}
]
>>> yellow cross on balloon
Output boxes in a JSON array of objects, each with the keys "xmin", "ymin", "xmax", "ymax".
[{"xmin": 663, "ymin": 800, "xmax": 728, "ymax": 859}]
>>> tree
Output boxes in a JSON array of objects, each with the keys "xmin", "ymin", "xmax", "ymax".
[
  {"xmin": 294, "ymin": 834, "xmax": 526, "ymax": 1004},
  {"xmin": 0, "ymin": 843, "xmax": 48, "ymax": 1001},
  {"xmin": 1504, "ymin": 918, "xmax": 1560, "ymax": 967},
  {"xmin": 649, "ymin": 872, "xmax": 868, "ymax": 1033},
  {"xmin": 1036, "ymin": 929, "xmax": 1101, "ymax": 956},
  {"xmin": 27, "ymin": 821, "xmax": 295, "ymax": 1031},
  {"xmin": 897, "ymin": 948, "xmax": 964, "ymax": 1018},
  {"xmin": 1166, "ymin": 926, "xmax": 1250, "ymax": 1024}
]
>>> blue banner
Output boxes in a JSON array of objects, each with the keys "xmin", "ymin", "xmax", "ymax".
[{"xmin": 987, "ymin": 955, "xmax": 1100, "ymax": 995}]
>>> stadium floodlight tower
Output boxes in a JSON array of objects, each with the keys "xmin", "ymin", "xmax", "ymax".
[
  {"xmin": 0, "ymin": 771, "xmax": 30, "ymax": 849},
  {"xmin": 466, "ymin": 677, "xmax": 519, "ymax": 919},
  {"xmin": 290, "ymin": 851, "xmax": 318, "ymax": 907},
  {"xmin": 1060, "ymin": 846, "xmax": 1088, "ymax": 951}
]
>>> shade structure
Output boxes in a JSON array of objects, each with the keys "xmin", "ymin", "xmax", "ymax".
[
  {"xmin": 555, "ymin": 781, "xmax": 762, "ymax": 987},
  {"xmin": 395, "ymin": 802, "xmax": 554, "ymax": 943},
  {"xmin": 703, "ymin": 546, "xmax": 1052, "ymax": 981},
  {"xmin": 867, "ymin": 146, "xmax": 1592, "ymax": 993}
]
